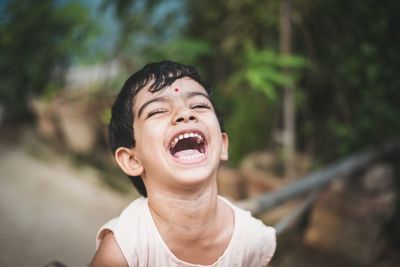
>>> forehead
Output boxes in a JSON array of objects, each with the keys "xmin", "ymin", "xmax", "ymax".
[{"xmin": 133, "ymin": 77, "xmax": 209, "ymax": 110}]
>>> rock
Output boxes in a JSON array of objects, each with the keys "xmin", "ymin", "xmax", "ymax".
[{"xmin": 362, "ymin": 164, "xmax": 393, "ymax": 194}]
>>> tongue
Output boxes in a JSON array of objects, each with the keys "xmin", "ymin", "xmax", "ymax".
[{"xmin": 174, "ymin": 149, "xmax": 201, "ymax": 158}]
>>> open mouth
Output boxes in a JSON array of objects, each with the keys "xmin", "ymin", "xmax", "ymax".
[{"xmin": 169, "ymin": 131, "xmax": 207, "ymax": 161}]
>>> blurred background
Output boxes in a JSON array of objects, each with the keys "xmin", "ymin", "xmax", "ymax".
[{"xmin": 0, "ymin": 0, "xmax": 399, "ymax": 266}]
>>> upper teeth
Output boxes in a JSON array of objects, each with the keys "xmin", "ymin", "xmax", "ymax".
[{"xmin": 170, "ymin": 132, "xmax": 203, "ymax": 148}]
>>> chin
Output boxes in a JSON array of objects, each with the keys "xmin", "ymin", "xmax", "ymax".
[{"xmin": 171, "ymin": 165, "xmax": 218, "ymax": 187}]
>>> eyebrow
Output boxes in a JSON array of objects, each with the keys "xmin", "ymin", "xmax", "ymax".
[{"xmin": 137, "ymin": 91, "xmax": 211, "ymax": 119}]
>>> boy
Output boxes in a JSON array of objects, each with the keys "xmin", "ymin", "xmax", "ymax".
[{"xmin": 90, "ymin": 61, "xmax": 276, "ymax": 267}]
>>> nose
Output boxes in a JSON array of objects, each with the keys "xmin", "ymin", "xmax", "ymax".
[{"xmin": 172, "ymin": 105, "xmax": 197, "ymax": 125}]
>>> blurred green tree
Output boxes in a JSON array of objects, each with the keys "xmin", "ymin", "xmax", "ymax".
[
  {"xmin": 231, "ymin": 42, "xmax": 307, "ymax": 101},
  {"xmin": 100, "ymin": 0, "xmax": 210, "ymax": 68},
  {"xmin": 0, "ymin": 0, "xmax": 94, "ymax": 120},
  {"xmin": 185, "ymin": 0, "xmax": 400, "ymax": 164},
  {"xmin": 230, "ymin": 41, "xmax": 307, "ymax": 168},
  {"xmin": 101, "ymin": 0, "xmax": 400, "ymax": 166},
  {"xmin": 185, "ymin": 0, "xmax": 308, "ymax": 165},
  {"xmin": 295, "ymin": 0, "xmax": 400, "ymax": 160}
]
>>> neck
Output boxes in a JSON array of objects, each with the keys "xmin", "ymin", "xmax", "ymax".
[
  {"xmin": 147, "ymin": 181, "xmax": 219, "ymax": 233},
  {"xmin": 146, "ymin": 180, "xmax": 234, "ymax": 265}
]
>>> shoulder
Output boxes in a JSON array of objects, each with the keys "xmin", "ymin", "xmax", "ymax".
[
  {"xmin": 95, "ymin": 197, "xmax": 148, "ymax": 266},
  {"xmin": 220, "ymin": 196, "xmax": 276, "ymax": 246},
  {"xmin": 231, "ymin": 201, "xmax": 277, "ymax": 264},
  {"xmin": 97, "ymin": 197, "xmax": 147, "ymax": 242},
  {"xmin": 90, "ymin": 231, "xmax": 129, "ymax": 267},
  {"xmin": 236, "ymin": 204, "xmax": 276, "ymax": 243}
]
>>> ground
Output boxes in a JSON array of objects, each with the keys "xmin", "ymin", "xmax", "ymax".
[{"xmin": 0, "ymin": 131, "xmax": 135, "ymax": 267}]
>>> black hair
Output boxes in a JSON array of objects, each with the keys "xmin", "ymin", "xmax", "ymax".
[{"xmin": 108, "ymin": 60, "xmax": 224, "ymax": 197}]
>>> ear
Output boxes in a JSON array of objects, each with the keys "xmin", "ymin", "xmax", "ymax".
[
  {"xmin": 220, "ymin": 132, "xmax": 229, "ymax": 161},
  {"xmin": 115, "ymin": 147, "xmax": 144, "ymax": 177}
]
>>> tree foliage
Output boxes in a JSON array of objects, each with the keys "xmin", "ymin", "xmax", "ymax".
[
  {"xmin": 184, "ymin": 0, "xmax": 400, "ymax": 162},
  {"xmin": 2, "ymin": 0, "xmax": 397, "ymax": 166},
  {"xmin": 184, "ymin": 0, "xmax": 298, "ymax": 164},
  {"xmin": 0, "ymin": 0, "xmax": 94, "ymax": 119},
  {"xmin": 232, "ymin": 42, "xmax": 307, "ymax": 100},
  {"xmin": 296, "ymin": 0, "xmax": 400, "ymax": 159},
  {"xmin": 100, "ymin": 0, "xmax": 203, "ymax": 67},
  {"xmin": 70, "ymin": 0, "xmax": 400, "ymax": 164}
]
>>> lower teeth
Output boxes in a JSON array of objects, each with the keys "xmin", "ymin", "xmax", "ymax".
[{"xmin": 179, "ymin": 153, "xmax": 205, "ymax": 160}]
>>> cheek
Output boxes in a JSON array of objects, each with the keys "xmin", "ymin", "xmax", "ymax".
[
  {"xmin": 134, "ymin": 120, "xmax": 155, "ymax": 139},
  {"xmin": 207, "ymin": 115, "xmax": 222, "ymax": 132},
  {"xmin": 135, "ymin": 123, "xmax": 165, "ymax": 153}
]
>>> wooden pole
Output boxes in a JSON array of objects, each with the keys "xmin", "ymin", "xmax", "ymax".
[{"xmin": 280, "ymin": 0, "xmax": 296, "ymax": 181}]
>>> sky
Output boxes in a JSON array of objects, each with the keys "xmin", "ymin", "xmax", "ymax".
[
  {"xmin": 0, "ymin": 0, "xmax": 186, "ymax": 64},
  {"xmin": 80, "ymin": 0, "xmax": 119, "ymax": 63},
  {"xmin": 74, "ymin": 0, "xmax": 185, "ymax": 64}
]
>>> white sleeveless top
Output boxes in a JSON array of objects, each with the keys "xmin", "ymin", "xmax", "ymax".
[{"xmin": 96, "ymin": 197, "xmax": 276, "ymax": 267}]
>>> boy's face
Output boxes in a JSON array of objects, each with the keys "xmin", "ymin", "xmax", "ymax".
[{"xmin": 131, "ymin": 77, "xmax": 228, "ymax": 192}]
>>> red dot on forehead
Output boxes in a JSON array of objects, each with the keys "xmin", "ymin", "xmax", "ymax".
[{"xmin": 174, "ymin": 88, "xmax": 179, "ymax": 92}]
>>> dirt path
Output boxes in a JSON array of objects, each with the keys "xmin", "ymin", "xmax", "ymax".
[{"xmin": 0, "ymin": 142, "xmax": 135, "ymax": 267}]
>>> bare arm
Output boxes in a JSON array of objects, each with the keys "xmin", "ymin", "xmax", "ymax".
[{"xmin": 90, "ymin": 232, "xmax": 128, "ymax": 267}]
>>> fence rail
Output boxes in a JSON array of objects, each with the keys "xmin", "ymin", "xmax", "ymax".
[{"xmin": 236, "ymin": 140, "xmax": 400, "ymax": 235}]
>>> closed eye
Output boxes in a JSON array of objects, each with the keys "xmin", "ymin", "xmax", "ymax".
[
  {"xmin": 147, "ymin": 108, "xmax": 167, "ymax": 118},
  {"xmin": 191, "ymin": 102, "xmax": 211, "ymax": 109}
]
